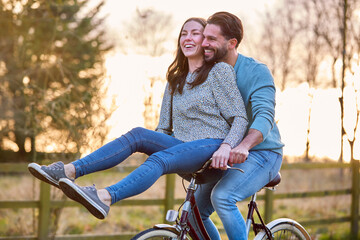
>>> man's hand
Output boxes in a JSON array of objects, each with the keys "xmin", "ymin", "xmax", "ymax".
[
  {"xmin": 211, "ymin": 143, "xmax": 231, "ymax": 170},
  {"xmin": 229, "ymin": 144, "xmax": 249, "ymax": 166},
  {"xmin": 228, "ymin": 129, "xmax": 263, "ymax": 166}
]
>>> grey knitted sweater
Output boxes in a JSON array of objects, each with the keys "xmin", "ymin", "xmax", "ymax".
[{"xmin": 156, "ymin": 62, "xmax": 248, "ymax": 148}]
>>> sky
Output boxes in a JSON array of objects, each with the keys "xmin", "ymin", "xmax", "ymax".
[{"xmin": 101, "ymin": 0, "xmax": 276, "ymax": 27}]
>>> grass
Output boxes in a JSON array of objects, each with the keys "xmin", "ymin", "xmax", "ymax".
[{"xmin": 0, "ymin": 161, "xmax": 355, "ymax": 239}]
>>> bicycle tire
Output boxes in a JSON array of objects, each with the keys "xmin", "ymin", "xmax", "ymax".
[
  {"xmin": 254, "ymin": 218, "xmax": 311, "ymax": 240},
  {"xmin": 131, "ymin": 228, "xmax": 179, "ymax": 240}
]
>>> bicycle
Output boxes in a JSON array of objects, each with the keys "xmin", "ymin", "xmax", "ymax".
[{"xmin": 131, "ymin": 159, "xmax": 311, "ymax": 240}]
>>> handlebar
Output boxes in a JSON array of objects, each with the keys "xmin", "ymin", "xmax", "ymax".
[
  {"xmin": 208, "ymin": 158, "xmax": 245, "ymax": 173},
  {"xmin": 226, "ymin": 165, "xmax": 245, "ymax": 173}
]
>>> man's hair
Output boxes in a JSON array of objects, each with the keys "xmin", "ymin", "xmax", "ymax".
[{"xmin": 207, "ymin": 12, "xmax": 243, "ymax": 48}]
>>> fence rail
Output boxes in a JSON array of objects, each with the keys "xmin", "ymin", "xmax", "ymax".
[{"xmin": 0, "ymin": 160, "xmax": 358, "ymax": 240}]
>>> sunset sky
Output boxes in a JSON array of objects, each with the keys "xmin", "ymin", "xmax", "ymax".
[{"xmin": 101, "ymin": 0, "xmax": 275, "ymax": 27}]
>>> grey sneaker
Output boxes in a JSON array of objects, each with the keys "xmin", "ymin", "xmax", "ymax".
[
  {"xmin": 59, "ymin": 178, "xmax": 110, "ymax": 219},
  {"xmin": 28, "ymin": 161, "xmax": 72, "ymax": 188}
]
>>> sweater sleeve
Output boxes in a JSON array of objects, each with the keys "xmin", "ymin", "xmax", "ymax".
[
  {"xmin": 155, "ymin": 83, "xmax": 173, "ymax": 135},
  {"xmin": 211, "ymin": 63, "xmax": 248, "ymax": 148},
  {"xmin": 249, "ymin": 64, "xmax": 276, "ymax": 140}
]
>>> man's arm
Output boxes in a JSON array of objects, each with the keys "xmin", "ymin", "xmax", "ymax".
[
  {"xmin": 227, "ymin": 64, "xmax": 276, "ymax": 165},
  {"xmin": 228, "ymin": 128, "xmax": 263, "ymax": 165}
]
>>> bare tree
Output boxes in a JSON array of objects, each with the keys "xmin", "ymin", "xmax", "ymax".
[
  {"xmin": 301, "ymin": 0, "xmax": 360, "ymax": 163},
  {"xmin": 347, "ymin": 0, "xmax": 360, "ymax": 69},
  {"xmin": 298, "ymin": 0, "xmax": 328, "ymax": 160},
  {"xmin": 117, "ymin": 8, "xmax": 174, "ymax": 129},
  {"xmin": 316, "ymin": 0, "xmax": 360, "ymax": 162},
  {"xmin": 257, "ymin": 0, "xmax": 303, "ymax": 90},
  {"xmin": 143, "ymin": 76, "xmax": 163, "ymax": 130},
  {"xmin": 300, "ymin": 0, "xmax": 327, "ymax": 87},
  {"xmin": 121, "ymin": 8, "xmax": 174, "ymax": 57},
  {"xmin": 346, "ymin": 0, "xmax": 360, "ymax": 165},
  {"xmin": 254, "ymin": 0, "xmax": 360, "ymax": 163}
]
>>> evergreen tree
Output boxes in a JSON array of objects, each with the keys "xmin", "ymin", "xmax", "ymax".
[{"xmin": 0, "ymin": 0, "xmax": 113, "ymax": 161}]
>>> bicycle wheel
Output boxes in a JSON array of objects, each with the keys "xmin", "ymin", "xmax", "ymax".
[
  {"xmin": 131, "ymin": 228, "xmax": 179, "ymax": 240},
  {"xmin": 254, "ymin": 218, "xmax": 311, "ymax": 240}
]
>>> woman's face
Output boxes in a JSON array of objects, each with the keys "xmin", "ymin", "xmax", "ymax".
[{"xmin": 180, "ymin": 20, "xmax": 204, "ymax": 60}]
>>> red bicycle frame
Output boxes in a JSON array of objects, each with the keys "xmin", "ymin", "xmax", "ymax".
[{"xmin": 177, "ymin": 177, "xmax": 211, "ymax": 240}]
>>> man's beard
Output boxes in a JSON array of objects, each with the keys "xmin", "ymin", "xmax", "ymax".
[{"xmin": 204, "ymin": 46, "xmax": 228, "ymax": 63}]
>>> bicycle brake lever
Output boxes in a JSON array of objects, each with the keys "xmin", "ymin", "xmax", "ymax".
[
  {"xmin": 227, "ymin": 165, "xmax": 245, "ymax": 173},
  {"xmin": 208, "ymin": 158, "xmax": 245, "ymax": 173}
]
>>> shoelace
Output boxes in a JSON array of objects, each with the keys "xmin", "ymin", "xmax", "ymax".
[
  {"xmin": 47, "ymin": 162, "xmax": 63, "ymax": 171},
  {"xmin": 82, "ymin": 184, "xmax": 97, "ymax": 192}
]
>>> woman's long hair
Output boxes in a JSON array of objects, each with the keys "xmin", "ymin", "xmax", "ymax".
[{"xmin": 166, "ymin": 17, "xmax": 215, "ymax": 95}]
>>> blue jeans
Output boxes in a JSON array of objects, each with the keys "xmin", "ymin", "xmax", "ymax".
[
  {"xmin": 193, "ymin": 150, "xmax": 282, "ymax": 240},
  {"xmin": 72, "ymin": 127, "xmax": 223, "ymax": 204}
]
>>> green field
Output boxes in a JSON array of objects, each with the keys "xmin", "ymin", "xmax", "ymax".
[{"xmin": 0, "ymin": 165, "xmax": 354, "ymax": 239}]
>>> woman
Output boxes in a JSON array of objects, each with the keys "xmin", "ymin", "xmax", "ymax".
[{"xmin": 28, "ymin": 17, "xmax": 248, "ymax": 220}]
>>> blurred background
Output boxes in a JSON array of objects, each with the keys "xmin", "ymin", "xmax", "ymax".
[
  {"xmin": 0, "ymin": 0, "xmax": 359, "ymax": 239},
  {"xmin": 1, "ymin": 0, "xmax": 359, "ymax": 162}
]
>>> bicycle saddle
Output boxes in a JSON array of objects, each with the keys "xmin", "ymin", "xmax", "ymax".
[
  {"xmin": 264, "ymin": 173, "xmax": 281, "ymax": 188},
  {"xmin": 179, "ymin": 159, "xmax": 224, "ymax": 184}
]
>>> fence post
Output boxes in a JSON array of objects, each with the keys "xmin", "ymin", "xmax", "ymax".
[
  {"xmin": 38, "ymin": 181, "xmax": 51, "ymax": 240},
  {"xmin": 264, "ymin": 188, "xmax": 274, "ymax": 223},
  {"xmin": 351, "ymin": 159, "xmax": 359, "ymax": 239},
  {"xmin": 164, "ymin": 174, "xmax": 176, "ymax": 222}
]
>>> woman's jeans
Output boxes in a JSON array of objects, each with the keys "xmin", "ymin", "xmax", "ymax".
[
  {"xmin": 193, "ymin": 150, "xmax": 282, "ymax": 240},
  {"xmin": 72, "ymin": 127, "xmax": 223, "ymax": 204}
]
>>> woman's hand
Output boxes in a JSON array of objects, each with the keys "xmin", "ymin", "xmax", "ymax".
[{"xmin": 211, "ymin": 143, "xmax": 231, "ymax": 170}]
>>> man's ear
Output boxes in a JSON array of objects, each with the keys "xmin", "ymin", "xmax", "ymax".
[{"xmin": 228, "ymin": 38, "xmax": 238, "ymax": 49}]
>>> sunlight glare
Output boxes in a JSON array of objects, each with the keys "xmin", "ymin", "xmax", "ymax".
[
  {"xmin": 104, "ymin": 52, "xmax": 172, "ymax": 140},
  {"xmin": 99, "ymin": 0, "xmax": 358, "ymax": 162}
]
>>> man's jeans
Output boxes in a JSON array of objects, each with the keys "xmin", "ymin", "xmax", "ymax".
[
  {"xmin": 72, "ymin": 127, "xmax": 223, "ymax": 204},
  {"xmin": 193, "ymin": 150, "xmax": 282, "ymax": 240}
]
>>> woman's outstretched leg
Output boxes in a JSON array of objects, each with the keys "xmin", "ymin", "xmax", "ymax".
[
  {"xmin": 59, "ymin": 138, "xmax": 223, "ymax": 219},
  {"xmin": 28, "ymin": 127, "xmax": 181, "ymax": 188},
  {"xmin": 72, "ymin": 127, "xmax": 182, "ymax": 178}
]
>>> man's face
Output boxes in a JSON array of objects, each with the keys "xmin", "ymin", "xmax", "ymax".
[{"xmin": 202, "ymin": 24, "xmax": 228, "ymax": 63}]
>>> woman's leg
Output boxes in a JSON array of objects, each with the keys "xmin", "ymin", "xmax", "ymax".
[
  {"xmin": 72, "ymin": 127, "xmax": 182, "ymax": 178},
  {"xmin": 28, "ymin": 127, "xmax": 181, "ymax": 189},
  {"xmin": 106, "ymin": 138, "xmax": 223, "ymax": 204},
  {"xmin": 210, "ymin": 150, "xmax": 282, "ymax": 240}
]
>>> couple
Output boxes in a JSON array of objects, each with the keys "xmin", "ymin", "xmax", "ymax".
[{"xmin": 28, "ymin": 12, "xmax": 284, "ymax": 240}]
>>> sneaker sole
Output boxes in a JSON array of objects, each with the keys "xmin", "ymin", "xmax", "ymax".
[
  {"xmin": 59, "ymin": 178, "xmax": 107, "ymax": 219},
  {"xmin": 28, "ymin": 163, "xmax": 59, "ymax": 188}
]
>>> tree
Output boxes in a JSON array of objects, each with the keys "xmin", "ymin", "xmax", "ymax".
[
  {"xmin": 344, "ymin": 0, "xmax": 360, "ymax": 166},
  {"xmin": 348, "ymin": 1, "xmax": 360, "ymax": 63},
  {"xmin": 119, "ymin": 8, "xmax": 173, "ymax": 129},
  {"xmin": 297, "ymin": 0, "xmax": 328, "ymax": 161},
  {"xmin": 143, "ymin": 76, "xmax": 164, "ymax": 130},
  {"xmin": 315, "ymin": 0, "xmax": 360, "ymax": 162},
  {"xmin": 121, "ymin": 8, "xmax": 174, "ymax": 57},
  {"xmin": 0, "ymin": 0, "xmax": 114, "ymax": 161},
  {"xmin": 257, "ymin": 0, "xmax": 303, "ymax": 90},
  {"xmin": 253, "ymin": 0, "xmax": 360, "ymax": 162}
]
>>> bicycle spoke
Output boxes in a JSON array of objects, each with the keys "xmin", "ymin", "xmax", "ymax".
[{"xmin": 273, "ymin": 228, "xmax": 302, "ymax": 239}]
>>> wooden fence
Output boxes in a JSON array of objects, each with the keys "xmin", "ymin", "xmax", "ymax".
[{"xmin": 0, "ymin": 160, "xmax": 358, "ymax": 240}]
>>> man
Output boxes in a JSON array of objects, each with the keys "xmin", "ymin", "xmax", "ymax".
[{"xmin": 195, "ymin": 12, "xmax": 285, "ymax": 240}]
